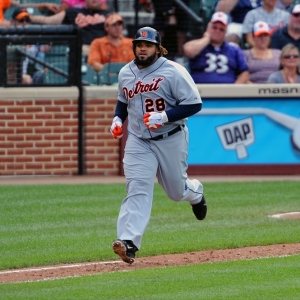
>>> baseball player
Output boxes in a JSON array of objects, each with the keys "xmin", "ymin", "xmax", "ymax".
[{"xmin": 110, "ymin": 27, "xmax": 207, "ymax": 264}]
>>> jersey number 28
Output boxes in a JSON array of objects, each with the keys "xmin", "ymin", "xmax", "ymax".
[{"xmin": 145, "ymin": 97, "xmax": 166, "ymax": 112}]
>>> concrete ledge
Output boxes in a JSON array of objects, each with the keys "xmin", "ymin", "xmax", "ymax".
[
  {"xmin": 84, "ymin": 85, "xmax": 118, "ymax": 99},
  {"xmin": 2, "ymin": 83, "xmax": 299, "ymax": 101},
  {"xmin": 84, "ymin": 84, "xmax": 300, "ymax": 99},
  {"xmin": 197, "ymin": 84, "xmax": 300, "ymax": 98},
  {"xmin": 0, "ymin": 87, "xmax": 79, "ymax": 100}
]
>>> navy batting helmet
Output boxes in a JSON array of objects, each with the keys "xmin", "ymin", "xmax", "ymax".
[{"xmin": 132, "ymin": 27, "xmax": 161, "ymax": 45}]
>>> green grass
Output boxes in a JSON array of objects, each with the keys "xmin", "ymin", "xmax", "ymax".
[
  {"xmin": 1, "ymin": 255, "xmax": 300, "ymax": 299},
  {"xmin": 0, "ymin": 180, "xmax": 299, "ymax": 298},
  {"xmin": 0, "ymin": 181, "xmax": 299, "ymax": 269}
]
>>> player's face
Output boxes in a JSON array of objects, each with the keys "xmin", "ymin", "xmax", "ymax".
[
  {"xmin": 208, "ymin": 22, "xmax": 226, "ymax": 45},
  {"xmin": 134, "ymin": 41, "xmax": 160, "ymax": 68}
]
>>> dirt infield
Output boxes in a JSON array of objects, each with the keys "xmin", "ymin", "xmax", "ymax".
[
  {"xmin": 1, "ymin": 175, "xmax": 300, "ymax": 283},
  {"xmin": 0, "ymin": 243, "xmax": 300, "ymax": 283}
]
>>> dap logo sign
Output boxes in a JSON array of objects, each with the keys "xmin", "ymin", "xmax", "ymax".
[{"xmin": 216, "ymin": 117, "xmax": 255, "ymax": 159}]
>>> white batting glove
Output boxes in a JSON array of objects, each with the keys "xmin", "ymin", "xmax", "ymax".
[
  {"xmin": 110, "ymin": 116, "xmax": 123, "ymax": 139},
  {"xmin": 143, "ymin": 111, "xmax": 168, "ymax": 130}
]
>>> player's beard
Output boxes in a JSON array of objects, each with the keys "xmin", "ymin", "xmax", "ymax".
[{"xmin": 135, "ymin": 52, "xmax": 157, "ymax": 67}]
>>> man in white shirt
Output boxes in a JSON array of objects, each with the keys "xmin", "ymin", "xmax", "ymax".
[{"xmin": 242, "ymin": 0, "xmax": 290, "ymax": 47}]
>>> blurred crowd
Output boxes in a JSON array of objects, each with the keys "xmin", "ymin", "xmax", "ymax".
[{"xmin": 1, "ymin": 0, "xmax": 300, "ymax": 84}]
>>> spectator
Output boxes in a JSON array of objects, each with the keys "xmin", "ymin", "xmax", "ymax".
[
  {"xmin": 243, "ymin": 21, "xmax": 281, "ymax": 83},
  {"xmin": 29, "ymin": 0, "xmax": 110, "ymax": 55},
  {"xmin": 183, "ymin": 12, "xmax": 249, "ymax": 84},
  {"xmin": 271, "ymin": 4, "xmax": 300, "ymax": 50},
  {"xmin": 10, "ymin": 8, "xmax": 51, "ymax": 84},
  {"xmin": 215, "ymin": 0, "xmax": 263, "ymax": 46},
  {"xmin": 0, "ymin": 0, "xmax": 58, "ymax": 27},
  {"xmin": 242, "ymin": 0, "xmax": 290, "ymax": 48},
  {"xmin": 58, "ymin": 0, "xmax": 107, "ymax": 13},
  {"xmin": 87, "ymin": 13, "xmax": 134, "ymax": 72},
  {"xmin": 267, "ymin": 43, "xmax": 300, "ymax": 83},
  {"xmin": 277, "ymin": 0, "xmax": 293, "ymax": 10},
  {"xmin": 141, "ymin": 0, "xmax": 189, "ymax": 64}
]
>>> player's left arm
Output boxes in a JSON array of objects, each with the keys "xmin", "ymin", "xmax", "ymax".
[
  {"xmin": 144, "ymin": 64, "xmax": 202, "ymax": 129},
  {"xmin": 165, "ymin": 65, "xmax": 202, "ymax": 121},
  {"xmin": 143, "ymin": 103, "xmax": 202, "ymax": 130},
  {"xmin": 165, "ymin": 103, "xmax": 202, "ymax": 122}
]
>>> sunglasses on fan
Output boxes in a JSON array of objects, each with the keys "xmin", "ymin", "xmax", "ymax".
[{"xmin": 283, "ymin": 55, "xmax": 299, "ymax": 59}]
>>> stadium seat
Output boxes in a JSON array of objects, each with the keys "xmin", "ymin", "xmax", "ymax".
[
  {"xmin": 81, "ymin": 64, "xmax": 99, "ymax": 85},
  {"xmin": 44, "ymin": 45, "xmax": 69, "ymax": 64},
  {"xmin": 97, "ymin": 62, "xmax": 126, "ymax": 86},
  {"xmin": 43, "ymin": 61, "xmax": 68, "ymax": 84}
]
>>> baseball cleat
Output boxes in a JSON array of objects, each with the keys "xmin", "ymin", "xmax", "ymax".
[
  {"xmin": 112, "ymin": 239, "xmax": 138, "ymax": 264},
  {"xmin": 192, "ymin": 196, "xmax": 207, "ymax": 220}
]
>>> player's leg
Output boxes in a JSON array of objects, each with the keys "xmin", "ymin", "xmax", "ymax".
[
  {"xmin": 116, "ymin": 134, "xmax": 158, "ymax": 250},
  {"xmin": 154, "ymin": 125, "xmax": 207, "ymax": 219}
]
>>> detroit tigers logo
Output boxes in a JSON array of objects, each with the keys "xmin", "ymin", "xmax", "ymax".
[
  {"xmin": 123, "ymin": 78, "xmax": 164, "ymax": 100},
  {"xmin": 141, "ymin": 31, "xmax": 147, "ymax": 37}
]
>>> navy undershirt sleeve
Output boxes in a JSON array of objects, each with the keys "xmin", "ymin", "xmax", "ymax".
[
  {"xmin": 114, "ymin": 100, "xmax": 128, "ymax": 122},
  {"xmin": 114, "ymin": 101, "xmax": 202, "ymax": 123},
  {"xmin": 166, "ymin": 103, "xmax": 202, "ymax": 122}
]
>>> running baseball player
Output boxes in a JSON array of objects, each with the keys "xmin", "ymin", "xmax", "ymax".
[{"xmin": 110, "ymin": 27, "xmax": 207, "ymax": 264}]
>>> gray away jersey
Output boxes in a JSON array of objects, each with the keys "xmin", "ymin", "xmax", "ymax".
[{"xmin": 117, "ymin": 57, "xmax": 202, "ymax": 139}]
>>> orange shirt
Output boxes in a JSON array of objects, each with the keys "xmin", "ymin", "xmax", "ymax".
[
  {"xmin": 88, "ymin": 36, "xmax": 134, "ymax": 66},
  {"xmin": 0, "ymin": 0, "xmax": 11, "ymax": 21}
]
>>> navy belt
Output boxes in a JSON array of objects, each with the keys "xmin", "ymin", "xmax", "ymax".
[{"xmin": 149, "ymin": 125, "xmax": 184, "ymax": 141}]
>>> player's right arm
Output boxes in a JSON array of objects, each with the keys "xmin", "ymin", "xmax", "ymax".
[{"xmin": 110, "ymin": 100, "xmax": 128, "ymax": 139}]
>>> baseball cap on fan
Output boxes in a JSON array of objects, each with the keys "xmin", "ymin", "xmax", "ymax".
[
  {"xmin": 12, "ymin": 7, "xmax": 31, "ymax": 22},
  {"xmin": 210, "ymin": 12, "xmax": 228, "ymax": 26},
  {"xmin": 105, "ymin": 13, "xmax": 123, "ymax": 26},
  {"xmin": 292, "ymin": 4, "xmax": 300, "ymax": 14},
  {"xmin": 253, "ymin": 21, "xmax": 270, "ymax": 37}
]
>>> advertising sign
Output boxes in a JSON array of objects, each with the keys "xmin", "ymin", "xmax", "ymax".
[{"xmin": 187, "ymin": 98, "xmax": 300, "ymax": 165}]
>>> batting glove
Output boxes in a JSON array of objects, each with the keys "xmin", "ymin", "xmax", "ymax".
[
  {"xmin": 110, "ymin": 116, "xmax": 123, "ymax": 139},
  {"xmin": 143, "ymin": 111, "xmax": 168, "ymax": 130}
]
